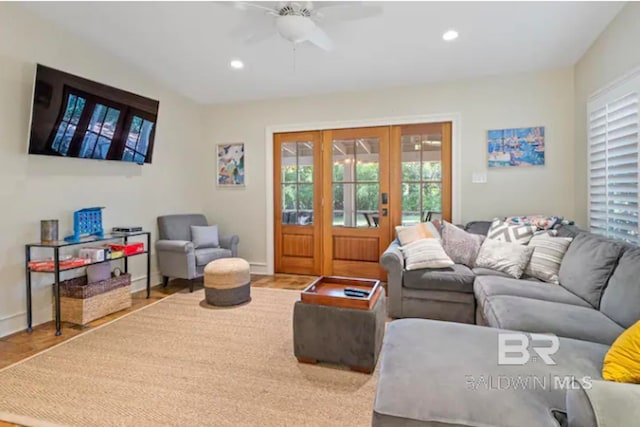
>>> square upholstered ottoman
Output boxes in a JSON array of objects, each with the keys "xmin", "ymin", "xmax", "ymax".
[{"xmin": 293, "ymin": 277, "xmax": 386, "ymax": 374}]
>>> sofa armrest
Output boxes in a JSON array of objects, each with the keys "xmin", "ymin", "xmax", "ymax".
[
  {"xmin": 219, "ymin": 235, "xmax": 240, "ymax": 257},
  {"xmin": 380, "ymin": 240, "xmax": 404, "ymax": 318},
  {"xmin": 567, "ymin": 380, "xmax": 640, "ymax": 427},
  {"xmin": 156, "ymin": 240, "xmax": 194, "ymax": 253}
]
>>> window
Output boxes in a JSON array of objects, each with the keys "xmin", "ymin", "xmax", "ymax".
[
  {"xmin": 123, "ymin": 115, "xmax": 155, "ymax": 163},
  {"xmin": 51, "ymin": 94, "xmax": 86, "ymax": 155},
  {"xmin": 79, "ymin": 104, "xmax": 121, "ymax": 159},
  {"xmin": 588, "ymin": 71, "xmax": 640, "ymax": 244}
]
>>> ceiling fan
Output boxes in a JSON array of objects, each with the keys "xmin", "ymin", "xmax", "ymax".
[{"xmin": 229, "ymin": 1, "xmax": 383, "ymax": 51}]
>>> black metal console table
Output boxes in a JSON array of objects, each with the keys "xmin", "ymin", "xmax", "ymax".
[{"xmin": 25, "ymin": 231, "xmax": 151, "ymax": 336}]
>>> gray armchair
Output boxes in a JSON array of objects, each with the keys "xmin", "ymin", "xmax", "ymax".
[{"xmin": 156, "ymin": 214, "xmax": 239, "ymax": 292}]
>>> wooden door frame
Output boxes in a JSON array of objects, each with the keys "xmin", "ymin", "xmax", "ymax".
[{"xmin": 263, "ymin": 113, "xmax": 462, "ymax": 275}]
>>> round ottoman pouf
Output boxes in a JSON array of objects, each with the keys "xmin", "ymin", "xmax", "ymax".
[{"xmin": 204, "ymin": 258, "xmax": 251, "ymax": 306}]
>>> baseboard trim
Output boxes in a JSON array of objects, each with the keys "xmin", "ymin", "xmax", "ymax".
[
  {"xmin": 0, "ymin": 272, "xmax": 161, "ymax": 338},
  {"xmin": 249, "ymin": 262, "xmax": 268, "ymax": 275}
]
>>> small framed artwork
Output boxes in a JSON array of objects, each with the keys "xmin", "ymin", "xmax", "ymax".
[
  {"xmin": 217, "ymin": 143, "xmax": 245, "ymax": 186},
  {"xmin": 487, "ymin": 126, "xmax": 545, "ymax": 168}
]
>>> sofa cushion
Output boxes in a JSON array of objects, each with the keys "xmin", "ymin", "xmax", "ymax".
[
  {"xmin": 190, "ymin": 225, "xmax": 219, "ymax": 249},
  {"xmin": 400, "ymin": 238, "xmax": 454, "ymax": 270},
  {"xmin": 558, "ymin": 233, "xmax": 625, "ymax": 308},
  {"xmin": 600, "ymin": 248, "xmax": 640, "ymax": 328},
  {"xmin": 486, "ymin": 219, "xmax": 537, "ymax": 244},
  {"xmin": 472, "ymin": 267, "xmax": 512, "ymax": 278},
  {"xmin": 404, "ymin": 264, "xmax": 474, "ymax": 294},
  {"xmin": 481, "ymin": 296, "xmax": 624, "ymax": 345},
  {"xmin": 441, "ymin": 221, "xmax": 485, "ymax": 267},
  {"xmin": 475, "ymin": 238, "xmax": 534, "ymax": 278},
  {"xmin": 464, "ymin": 220, "xmax": 492, "ymax": 236},
  {"xmin": 524, "ymin": 233, "xmax": 573, "ymax": 284},
  {"xmin": 195, "ymin": 248, "xmax": 232, "ymax": 266},
  {"xmin": 474, "ymin": 276, "xmax": 591, "ymax": 309},
  {"xmin": 373, "ymin": 319, "xmax": 608, "ymax": 427}
]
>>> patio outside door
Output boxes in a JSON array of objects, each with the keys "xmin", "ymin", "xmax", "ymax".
[{"xmin": 322, "ymin": 127, "xmax": 391, "ymax": 279}]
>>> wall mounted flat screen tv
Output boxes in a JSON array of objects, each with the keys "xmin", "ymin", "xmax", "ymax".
[{"xmin": 28, "ymin": 64, "xmax": 160, "ymax": 164}]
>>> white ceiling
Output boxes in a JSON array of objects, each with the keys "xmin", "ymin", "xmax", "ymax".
[{"xmin": 24, "ymin": 1, "xmax": 624, "ymax": 105}]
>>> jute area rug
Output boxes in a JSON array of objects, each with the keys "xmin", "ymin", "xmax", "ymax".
[{"xmin": 0, "ymin": 288, "xmax": 378, "ymax": 426}]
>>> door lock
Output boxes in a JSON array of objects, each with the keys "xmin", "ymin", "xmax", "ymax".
[
  {"xmin": 382, "ymin": 208, "xmax": 388, "ymax": 217},
  {"xmin": 381, "ymin": 193, "xmax": 388, "ymax": 204}
]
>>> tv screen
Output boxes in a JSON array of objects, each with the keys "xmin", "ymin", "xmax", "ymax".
[{"xmin": 28, "ymin": 64, "xmax": 159, "ymax": 164}]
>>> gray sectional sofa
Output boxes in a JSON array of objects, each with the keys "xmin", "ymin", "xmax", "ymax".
[{"xmin": 374, "ymin": 222, "xmax": 640, "ymax": 427}]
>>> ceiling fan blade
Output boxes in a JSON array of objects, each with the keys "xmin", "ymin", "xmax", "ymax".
[
  {"xmin": 306, "ymin": 25, "xmax": 334, "ymax": 51},
  {"xmin": 313, "ymin": 3, "xmax": 383, "ymax": 23},
  {"xmin": 230, "ymin": 16, "xmax": 276, "ymax": 44},
  {"xmin": 232, "ymin": 1, "xmax": 280, "ymax": 15}
]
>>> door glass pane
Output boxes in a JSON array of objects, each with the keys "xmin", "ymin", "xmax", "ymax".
[
  {"xmin": 332, "ymin": 136, "xmax": 380, "ymax": 229},
  {"xmin": 281, "ymin": 184, "xmax": 298, "ymax": 224},
  {"xmin": 298, "ymin": 142, "xmax": 313, "ymax": 183},
  {"xmin": 402, "ymin": 183, "xmax": 421, "ymax": 225},
  {"xmin": 332, "ymin": 139, "xmax": 355, "ymax": 182},
  {"xmin": 423, "ymin": 183, "xmax": 442, "ymax": 217},
  {"xmin": 422, "ymin": 139, "xmax": 442, "ymax": 180},
  {"xmin": 357, "ymin": 183, "xmax": 380, "ymax": 228},
  {"xmin": 401, "ymin": 130, "xmax": 444, "ymax": 225},
  {"xmin": 355, "ymin": 138, "xmax": 380, "ymax": 181},
  {"xmin": 280, "ymin": 140, "xmax": 314, "ymax": 225},
  {"xmin": 298, "ymin": 184, "xmax": 314, "ymax": 225},
  {"xmin": 281, "ymin": 143, "xmax": 297, "ymax": 183},
  {"xmin": 333, "ymin": 183, "xmax": 356, "ymax": 227}
]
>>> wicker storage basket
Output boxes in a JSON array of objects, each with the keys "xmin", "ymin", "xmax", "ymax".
[{"xmin": 58, "ymin": 273, "xmax": 132, "ymax": 325}]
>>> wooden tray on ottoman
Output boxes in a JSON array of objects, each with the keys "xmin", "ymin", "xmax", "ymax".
[{"xmin": 300, "ymin": 276, "xmax": 381, "ymax": 310}]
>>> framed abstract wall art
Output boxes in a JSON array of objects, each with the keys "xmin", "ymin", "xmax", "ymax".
[
  {"xmin": 217, "ymin": 143, "xmax": 245, "ymax": 186},
  {"xmin": 487, "ymin": 126, "xmax": 545, "ymax": 168}
]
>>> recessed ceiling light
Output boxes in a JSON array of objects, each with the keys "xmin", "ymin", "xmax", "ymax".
[
  {"xmin": 442, "ymin": 30, "xmax": 459, "ymax": 41},
  {"xmin": 230, "ymin": 59, "xmax": 244, "ymax": 70}
]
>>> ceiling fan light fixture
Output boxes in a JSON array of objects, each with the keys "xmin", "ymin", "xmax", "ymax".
[
  {"xmin": 442, "ymin": 30, "xmax": 459, "ymax": 41},
  {"xmin": 276, "ymin": 15, "xmax": 316, "ymax": 43},
  {"xmin": 230, "ymin": 59, "xmax": 244, "ymax": 70}
]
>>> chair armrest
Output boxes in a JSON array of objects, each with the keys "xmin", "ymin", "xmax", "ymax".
[
  {"xmin": 219, "ymin": 235, "xmax": 240, "ymax": 257},
  {"xmin": 567, "ymin": 380, "xmax": 640, "ymax": 427},
  {"xmin": 155, "ymin": 240, "xmax": 194, "ymax": 253},
  {"xmin": 380, "ymin": 240, "xmax": 404, "ymax": 318}
]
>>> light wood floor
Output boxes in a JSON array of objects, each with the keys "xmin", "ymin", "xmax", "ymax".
[{"xmin": 0, "ymin": 274, "xmax": 316, "ymax": 427}]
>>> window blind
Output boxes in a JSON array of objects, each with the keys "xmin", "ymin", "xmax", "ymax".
[{"xmin": 589, "ymin": 83, "xmax": 640, "ymax": 244}]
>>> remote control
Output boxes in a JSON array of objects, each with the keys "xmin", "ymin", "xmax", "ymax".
[{"xmin": 344, "ymin": 288, "xmax": 370, "ymax": 297}]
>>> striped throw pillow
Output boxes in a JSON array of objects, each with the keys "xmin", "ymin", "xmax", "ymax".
[
  {"xmin": 400, "ymin": 238, "xmax": 454, "ymax": 271},
  {"xmin": 525, "ymin": 233, "xmax": 573, "ymax": 284},
  {"xmin": 487, "ymin": 219, "xmax": 536, "ymax": 244}
]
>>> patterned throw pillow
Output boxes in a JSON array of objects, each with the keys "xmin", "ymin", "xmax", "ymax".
[
  {"xmin": 505, "ymin": 215, "xmax": 562, "ymax": 230},
  {"xmin": 475, "ymin": 238, "xmax": 534, "ymax": 278},
  {"xmin": 525, "ymin": 234, "xmax": 573, "ymax": 284},
  {"xmin": 395, "ymin": 222, "xmax": 440, "ymax": 246},
  {"xmin": 486, "ymin": 219, "xmax": 536, "ymax": 244},
  {"xmin": 400, "ymin": 238, "xmax": 454, "ymax": 271},
  {"xmin": 441, "ymin": 221, "xmax": 485, "ymax": 267}
]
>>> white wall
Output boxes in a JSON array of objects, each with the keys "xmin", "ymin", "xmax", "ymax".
[
  {"xmin": 574, "ymin": 2, "xmax": 640, "ymax": 227},
  {"xmin": 0, "ymin": 4, "xmax": 206, "ymax": 336},
  {"xmin": 204, "ymin": 68, "xmax": 576, "ymax": 270}
]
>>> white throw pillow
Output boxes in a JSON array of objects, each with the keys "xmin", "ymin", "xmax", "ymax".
[
  {"xmin": 525, "ymin": 233, "xmax": 573, "ymax": 284},
  {"xmin": 475, "ymin": 238, "xmax": 534, "ymax": 279},
  {"xmin": 400, "ymin": 238, "xmax": 454, "ymax": 271}
]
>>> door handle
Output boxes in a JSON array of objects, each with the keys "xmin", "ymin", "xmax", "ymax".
[
  {"xmin": 381, "ymin": 193, "xmax": 388, "ymax": 204},
  {"xmin": 382, "ymin": 208, "xmax": 388, "ymax": 217}
]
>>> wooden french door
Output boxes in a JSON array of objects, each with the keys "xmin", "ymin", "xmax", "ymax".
[
  {"xmin": 274, "ymin": 131, "xmax": 323, "ymax": 275},
  {"xmin": 274, "ymin": 122, "xmax": 452, "ymax": 280},
  {"xmin": 322, "ymin": 127, "xmax": 391, "ymax": 279}
]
